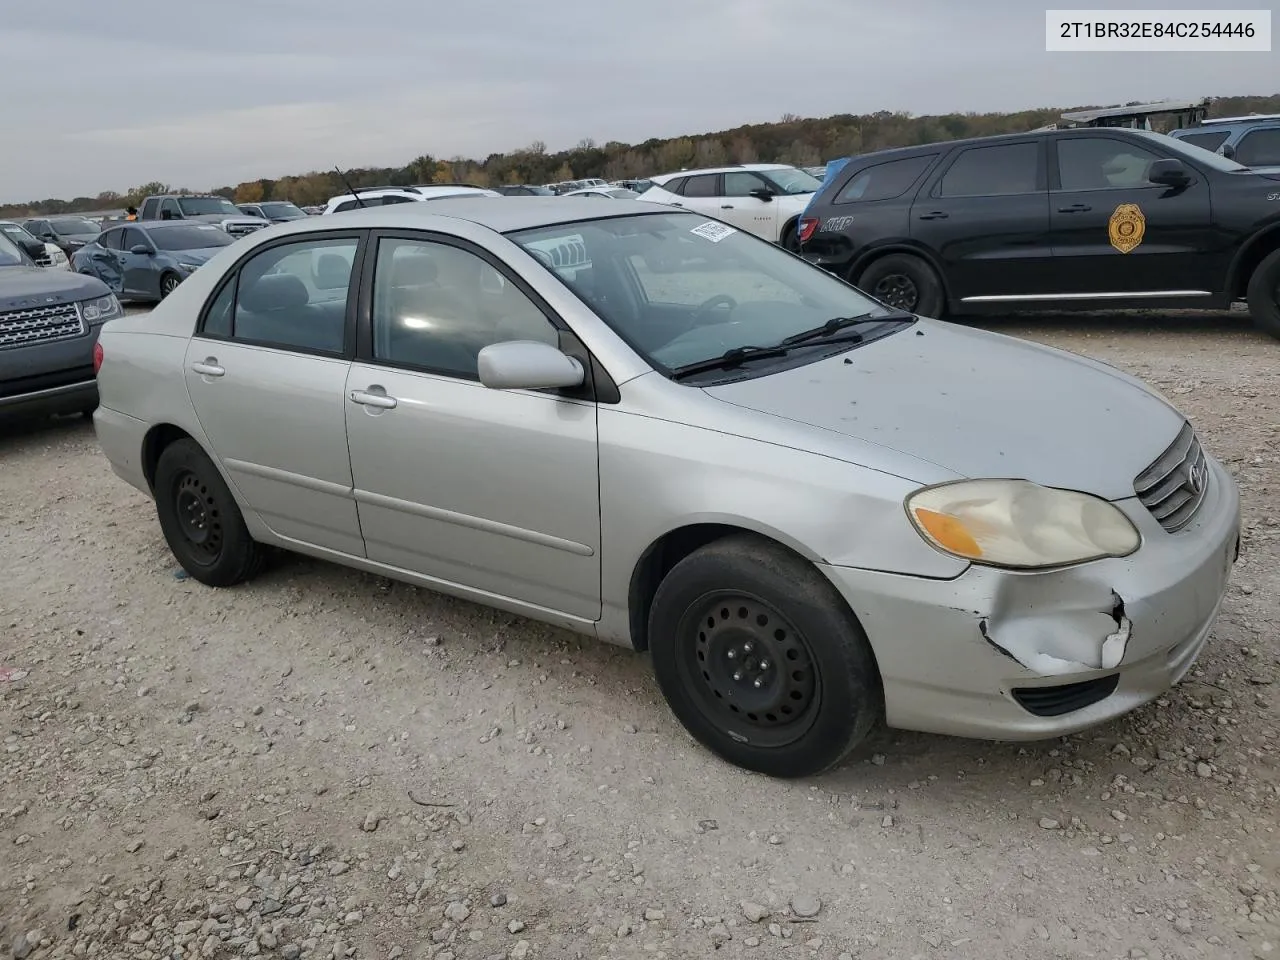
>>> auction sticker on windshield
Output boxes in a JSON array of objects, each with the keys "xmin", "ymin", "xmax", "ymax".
[{"xmin": 690, "ymin": 221, "xmax": 736, "ymax": 242}]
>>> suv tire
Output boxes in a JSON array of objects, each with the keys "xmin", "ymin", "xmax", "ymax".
[{"xmin": 1246, "ymin": 247, "xmax": 1280, "ymax": 341}]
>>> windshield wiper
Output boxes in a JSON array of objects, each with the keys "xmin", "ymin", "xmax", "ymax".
[
  {"xmin": 777, "ymin": 311, "xmax": 912, "ymax": 347},
  {"xmin": 670, "ymin": 345, "xmax": 792, "ymax": 380}
]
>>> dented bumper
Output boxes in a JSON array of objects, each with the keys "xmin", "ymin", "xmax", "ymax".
[{"xmin": 820, "ymin": 456, "xmax": 1240, "ymax": 741}]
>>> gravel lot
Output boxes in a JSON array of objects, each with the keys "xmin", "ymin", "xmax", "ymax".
[{"xmin": 2, "ymin": 309, "xmax": 1277, "ymax": 960}]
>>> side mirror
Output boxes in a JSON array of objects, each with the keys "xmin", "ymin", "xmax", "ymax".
[
  {"xmin": 1220, "ymin": 143, "xmax": 1236, "ymax": 159},
  {"xmin": 749, "ymin": 187, "xmax": 775, "ymax": 202},
  {"xmin": 477, "ymin": 340, "xmax": 585, "ymax": 390},
  {"xmin": 130, "ymin": 244, "xmax": 151, "ymax": 255},
  {"xmin": 1148, "ymin": 158, "xmax": 1191, "ymax": 187}
]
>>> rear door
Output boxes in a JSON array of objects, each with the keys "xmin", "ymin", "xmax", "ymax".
[
  {"xmin": 1047, "ymin": 133, "xmax": 1215, "ymax": 295},
  {"xmin": 910, "ymin": 139, "xmax": 1053, "ymax": 301},
  {"xmin": 120, "ymin": 227, "xmax": 157, "ymax": 297},
  {"xmin": 183, "ymin": 231, "xmax": 367, "ymax": 555},
  {"xmin": 87, "ymin": 227, "xmax": 126, "ymax": 291}
]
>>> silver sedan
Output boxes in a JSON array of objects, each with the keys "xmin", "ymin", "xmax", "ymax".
[{"xmin": 92, "ymin": 199, "xmax": 1240, "ymax": 778}]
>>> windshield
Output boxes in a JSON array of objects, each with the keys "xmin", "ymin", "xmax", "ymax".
[
  {"xmin": 1135, "ymin": 129, "xmax": 1248, "ymax": 172},
  {"xmin": 178, "ymin": 197, "xmax": 243, "ymax": 216},
  {"xmin": 606, "ymin": 188, "xmax": 640, "ymax": 198},
  {"xmin": 508, "ymin": 212, "xmax": 900, "ymax": 375},
  {"xmin": 258, "ymin": 202, "xmax": 305, "ymax": 218},
  {"xmin": 760, "ymin": 167, "xmax": 823, "ymax": 195},
  {"xmin": 0, "ymin": 232, "xmax": 26, "ymax": 266},
  {"xmin": 50, "ymin": 218, "xmax": 100, "ymax": 236},
  {"xmin": 152, "ymin": 224, "xmax": 236, "ymax": 251}
]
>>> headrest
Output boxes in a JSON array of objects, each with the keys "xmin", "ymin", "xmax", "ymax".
[
  {"xmin": 388, "ymin": 252, "xmax": 437, "ymax": 286},
  {"xmin": 239, "ymin": 273, "xmax": 310, "ymax": 313},
  {"xmin": 315, "ymin": 253, "xmax": 350, "ymax": 290}
]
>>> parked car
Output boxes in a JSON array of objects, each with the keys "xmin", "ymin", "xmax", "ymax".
[
  {"xmin": 797, "ymin": 127, "xmax": 1280, "ymax": 339},
  {"xmin": 72, "ymin": 221, "xmax": 235, "ymax": 302},
  {"xmin": 640, "ymin": 163, "xmax": 823, "ymax": 248},
  {"xmin": 0, "ymin": 229, "xmax": 120, "ymax": 420},
  {"xmin": 613, "ymin": 179, "xmax": 654, "ymax": 194},
  {"xmin": 236, "ymin": 201, "xmax": 309, "ymax": 223},
  {"xmin": 21, "ymin": 216, "xmax": 101, "ymax": 259},
  {"xmin": 499, "ymin": 185, "xmax": 556, "ymax": 196},
  {"xmin": 561, "ymin": 187, "xmax": 641, "ymax": 199},
  {"xmin": 137, "ymin": 194, "xmax": 270, "ymax": 239},
  {"xmin": 0, "ymin": 220, "xmax": 69, "ymax": 269},
  {"xmin": 92, "ymin": 198, "xmax": 1238, "ymax": 778},
  {"xmin": 1168, "ymin": 115, "xmax": 1280, "ymax": 167},
  {"xmin": 323, "ymin": 185, "xmax": 500, "ymax": 214}
]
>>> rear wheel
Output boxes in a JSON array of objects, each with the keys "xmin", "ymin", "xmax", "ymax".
[
  {"xmin": 779, "ymin": 220, "xmax": 800, "ymax": 252},
  {"xmin": 647, "ymin": 534, "xmax": 882, "ymax": 778},
  {"xmin": 856, "ymin": 254, "xmax": 944, "ymax": 318},
  {"xmin": 153, "ymin": 439, "xmax": 265, "ymax": 587},
  {"xmin": 1246, "ymin": 248, "xmax": 1280, "ymax": 341}
]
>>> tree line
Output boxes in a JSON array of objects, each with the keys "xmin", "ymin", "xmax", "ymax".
[{"xmin": 5, "ymin": 93, "xmax": 1278, "ymax": 218}]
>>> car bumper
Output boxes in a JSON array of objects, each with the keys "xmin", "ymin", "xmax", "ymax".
[
  {"xmin": 0, "ymin": 327, "xmax": 102, "ymax": 418},
  {"xmin": 819, "ymin": 456, "xmax": 1241, "ymax": 741},
  {"xmin": 93, "ymin": 405, "xmax": 151, "ymax": 496}
]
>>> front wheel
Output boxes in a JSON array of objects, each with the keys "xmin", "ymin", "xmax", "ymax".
[
  {"xmin": 856, "ymin": 254, "xmax": 944, "ymax": 318},
  {"xmin": 1246, "ymin": 248, "xmax": 1280, "ymax": 341},
  {"xmin": 159, "ymin": 273, "xmax": 181, "ymax": 299},
  {"xmin": 647, "ymin": 534, "xmax": 882, "ymax": 778},
  {"xmin": 153, "ymin": 439, "xmax": 265, "ymax": 587}
]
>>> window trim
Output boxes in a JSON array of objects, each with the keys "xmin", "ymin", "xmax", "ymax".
[
  {"xmin": 354, "ymin": 229, "xmax": 617, "ymax": 403},
  {"xmin": 831, "ymin": 153, "xmax": 938, "ymax": 206},
  {"xmin": 929, "ymin": 139, "xmax": 1047, "ymax": 199},
  {"xmin": 193, "ymin": 229, "xmax": 369, "ymax": 360}
]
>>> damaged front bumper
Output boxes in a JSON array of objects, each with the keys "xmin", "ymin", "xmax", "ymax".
[{"xmin": 820, "ymin": 456, "xmax": 1241, "ymax": 741}]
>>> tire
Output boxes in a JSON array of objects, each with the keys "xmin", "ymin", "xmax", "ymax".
[
  {"xmin": 1246, "ymin": 247, "xmax": 1280, "ymax": 341},
  {"xmin": 779, "ymin": 220, "xmax": 800, "ymax": 252},
  {"xmin": 159, "ymin": 272, "xmax": 181, "ymax": 299},
  {"xmin": 153, "ymin": 438, "xmax": 265, "ymax": 587},
  {"xmin": 647, "ymin": 534, "xmax": 882, "ymax": 778},
  {"xmin": 856, "ymin": 253, "xmax": 945, "ymax": 318}
]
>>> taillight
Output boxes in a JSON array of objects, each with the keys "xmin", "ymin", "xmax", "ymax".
[
  {"xmin": 93, "ymin": 341, "xmax": 104, "ymax": 375},
  {"xmin": 798, "ymin": 217, "xmax": 820, "ymax": 245}
]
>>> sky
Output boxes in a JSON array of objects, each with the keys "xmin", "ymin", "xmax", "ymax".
[{"xmin": 4, "ymin": 0, "xmax": 1277, "ymax": 203}]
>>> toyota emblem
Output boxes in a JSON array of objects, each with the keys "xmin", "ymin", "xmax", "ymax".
[{"xmin": 1188, "ymin": 459, "xmax": 1207, "ymax": 495}]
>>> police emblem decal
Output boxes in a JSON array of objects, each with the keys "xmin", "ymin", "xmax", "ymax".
[{"xmin": 1108, "ymin": 203, "xmax": 1145, "ymax": 254}]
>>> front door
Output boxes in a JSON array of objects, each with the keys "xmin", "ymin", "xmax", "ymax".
[
  {"xmin": 86, "ymin": 227, "xmax": 126, "ymax": 292},
  {"xmin": 344, "ymin": 233, "xmax": 601, "ymax": 621},
  {"xmin": 720, "ymin": 171, "xmax": 783, "ymax": 240},
  {"xmin": 183, "ymin": 233, "xmax": 366, "ymax": 556},
  {"xmin": 1048, "ymin": 134, "xmax": 1215, "ymax": 294},
  {"xmin": 910, "ymin": 139, "xmax": 1054, "ymax": 301},
  {"xmin": 120, "ymin": 227, "xmax": 157, "ymax": 298}
]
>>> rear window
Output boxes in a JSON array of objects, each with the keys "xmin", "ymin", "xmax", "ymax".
[
  {"xmin": 1235, "ymin": 128, "xmax": 1280, "ymax": 167},
  {"xmin": 835, "ymin": 155, "xmax": 936, "ymax": 203}
]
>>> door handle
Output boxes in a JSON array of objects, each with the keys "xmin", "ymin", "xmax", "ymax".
[
  {"xmin": 671, "ymin": 202, "xmax": 684, "ymax": 207},
  {"xmin": 721, "ymin": 204, "xmax": 734, "ymax": 209},
  {"xmin": 350, "ymin": 389, "xmax": 398, "ymax": 409},
  {"xmin": 1057, "ymin": 203, "xmax": 1093, "ymax": 213},
  {"xmin": 191, "ymin": 359, "xmax": 224, "ymax": 377},
  {"xmin": 917, "ymin": 211, "xmax": 949, "ymax": 220}
]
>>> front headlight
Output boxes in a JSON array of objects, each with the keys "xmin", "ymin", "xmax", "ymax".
[
  {"xmin": 905, "ymin": 479, "xmax": 1140, "ymax": 569},
  {"xmin": 177, "ymin": 261, "xmax": 201, "ymax": 272},
  {"xmin": 80, "ymin": 293, "xmax": 123, "ymax": 324}
]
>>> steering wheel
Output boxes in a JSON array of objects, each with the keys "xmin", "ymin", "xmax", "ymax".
[{"xmin": 690, "ymin": 294, "xmax": 738, "ymax": 327}]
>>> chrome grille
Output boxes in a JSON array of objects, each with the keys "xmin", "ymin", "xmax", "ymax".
[
  {"xmin": 225, "ymin": 222, "xmax": 266, "ymax": 238},
  {"xmin": 0, "ymin": 302, "xmax": 84, "ymax": 349},
  {"xmin": 1134, "ymin": 422, "xmax": 1209, "ymax": 533}
]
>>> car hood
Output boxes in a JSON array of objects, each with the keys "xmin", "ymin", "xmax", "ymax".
[
  {"xmin": 702, "ymin": 318, "xmax": 1185, "ymax": 501},
  {"xmin": 0, "ymin": 264, "xmax": 110, "ymax": 309}
]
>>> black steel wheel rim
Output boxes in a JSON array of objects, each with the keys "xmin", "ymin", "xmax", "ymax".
[
  {"xmin": 173, "ymin": 471, "xmax": 223, "ymax": 564},
  {"xmin": 873, "ymin": 274, "xmax": 918, "ymax": 310},
  {"xmin": 677, "ymin": 591, "xmax": 821, "ymax": 748}
]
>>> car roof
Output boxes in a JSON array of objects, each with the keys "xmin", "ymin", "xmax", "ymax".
[
  {"xmin": 312, "ymin": 196, "xmax": 676, "ymax": 233},
  {"xmin": 326, "ymin": 186, "xmax": 497, "ymax": 205},
  {"xmin": 651, "ymin": 163, "xmax": 794, "ymax": 182}
]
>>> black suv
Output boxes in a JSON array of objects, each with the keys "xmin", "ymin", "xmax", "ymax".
[{"xmin": 797, "ymin": 128, "xmax": 1280, "ymax": 339}]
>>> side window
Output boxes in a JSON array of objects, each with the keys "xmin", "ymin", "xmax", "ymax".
[
  {"xmin": 1056, "ymin": 137, "xmax": 1164, "ymax": 191},
  {"xmin": 939, "ymin": 143, "xmax": 1040, "ymax": 197},
  {"xmin": 160, "ymin": 198, "xmax": 181, "ymax": 219},
  {"xmin": 202, "ymin": 279, "xmax": 235, "ymax": 338},
  {"xmin": 122, "ymin": 228, "xmax": 148, "ymax": 250},
  {"xmin": 370, "ymin": 237, "xmax": 558, "ymax": 379},
  {"xmin": 379, "ymin": 194, "xmax": 417, "ymax": 205},
  {"xmin": 663, "ymin": 177, "xmax": 688, "ymax": 196},
  {"xmin": 836, "ymin": 155, "xmax": 936, "ymax": 203},
  {"xmin": 99, "ymin": 229, "xmax": 124, "ymax": 250},
  {"xmin": 682, "ymin": 174, "xmax": 720, "ymax": 198},
  {"xmin": 1234, "ymin": 128, "xmax": 1280, "ymax": 167},
  {"xmin": 140, "ymin": 199, "xmax": 159, "ymax": 220},
  {"xmin": 225, "ymin": 237, "xmax": 357, "ymax": 353},
  {"xmin": 333, "ymin": 200, "xmax": 358, "ymax": 213},
  {"xmin": 723, "ymin": 172, "xmax": 768, "ymax": 197},
  {"xmin": 1177, "ymin": 131, "xmax": 1230, "ymax": 152}
]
